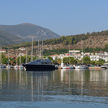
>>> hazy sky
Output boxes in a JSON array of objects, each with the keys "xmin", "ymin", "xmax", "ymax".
[{"xmin": 0, "ymin": 0, "xmax": 108, "ymax": 35}]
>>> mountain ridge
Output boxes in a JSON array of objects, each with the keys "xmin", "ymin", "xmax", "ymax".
[
  {"xmin": 0, "ymin": 23, "xmax": 60, "ymax": 41},
  {"xmin": 0, "ymin": 30, "xmax": 22, "ymax": 46}
]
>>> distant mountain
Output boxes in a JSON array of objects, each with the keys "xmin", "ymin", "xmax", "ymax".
[
  {"xmin": 0, "ymin": 30, "xmax": 22, "ymax": 46},
  {"xmin": 0, "ymin": 23, "xmax": 60, "ymax": 41}
]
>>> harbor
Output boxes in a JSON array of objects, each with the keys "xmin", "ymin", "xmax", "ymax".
[
  {"xmin": 0, "ymin": 69, "xmax": 108, "ymax": 108},
  {"xmin": 0, "ymin": 0, "xmax": 108, "ymax": 108}
]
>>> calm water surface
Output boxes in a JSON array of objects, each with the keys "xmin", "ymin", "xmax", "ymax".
[{"xmin": 0, "ymin": 69, "xmax": 108, "ymax": 108}]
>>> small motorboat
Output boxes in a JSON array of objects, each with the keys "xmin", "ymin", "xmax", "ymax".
[{"xmin": 75, "ymin": 65, "xmax": 88, "ymax": 70}]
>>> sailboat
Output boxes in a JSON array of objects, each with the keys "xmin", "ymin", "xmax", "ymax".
[
  {"xmin": 6, "ymin": 48, "xmax": 11, "ymax": 69},
  {"xmin": 0, "ymin": 48, "xmax": 6, "ymax": 68},
  {"xmin": 23, "ymin": 38, "xmax": 56, "ymax": 71},
  {"xmin": 61, "ymin": 45, "xmax": 75, "ymax": 69},
  {"xmin": 14, "ymin": 54, "xmax": 19, "ymax": 70},
  {"xmin": 18, "ymin": 56, "xmax": 24, "ymax": 70}
]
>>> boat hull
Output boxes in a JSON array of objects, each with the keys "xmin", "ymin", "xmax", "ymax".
[
  {"xmin": 61, "ymin": 66, "xmax": 75, "ymax": 69},
  {"xmin": 23, "ymin": 64, "xmax": 56, "ymax": 71},
  {"xmin": 75, "ymin": 65, "xmax": 88, "ymax": 70}
]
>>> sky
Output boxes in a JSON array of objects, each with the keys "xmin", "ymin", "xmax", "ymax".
[{"xmin": 0, "ymin": 0, "xmax": 108, "ymax": 35}]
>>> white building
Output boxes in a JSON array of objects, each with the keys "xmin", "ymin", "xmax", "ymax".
[
  {"xmin": 18, "ymin": 47, "xmax": 26, "ymax": 51},
  {"xmin": 90, "ymin": 55, "xmax": 100, "ymax": 61},
  {"xmin": 69, "ymin": 50, "xmax": 80, "ymax": 56},
  {"xmin": 0, "ymin": 49, "xmax": 6, "ymax": 53}
]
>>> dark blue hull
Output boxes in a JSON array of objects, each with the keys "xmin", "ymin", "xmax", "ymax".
[{"xmin": 23, "ymin": 64, "xmax": 56, "ymax": 71}]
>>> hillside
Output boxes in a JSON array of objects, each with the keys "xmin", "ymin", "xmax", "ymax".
[
  {"xmin": 7, "ymin": 30, "xmax": 108, "ymax": 53},
  {"xmin": 0, "ymin": 30, "xmax": 22, "ymax": 46},
  {"xmin": 43, "ymin": 30, "xmax": 108, "ymax": 49},
  {"xmin": 0, "ymin": 23, "xmax": 60, "ymax": 41}
]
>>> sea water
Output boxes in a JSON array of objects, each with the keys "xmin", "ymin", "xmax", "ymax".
[{"xmin": 0, "ymin": 69, "xmax": 108, "ymax": 108}]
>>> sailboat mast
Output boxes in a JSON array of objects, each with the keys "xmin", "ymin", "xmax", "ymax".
[
  {"xmin": 7, "ymin": 48, "xmax": 9, "ymax": 65},
  {"xmin": 69, "ymin": 44, "xmax": 70, "ymax": 64},
  {"xmin": 16, "ymin": 54, "xmax": 17, "ymax": 65},
  {"xmin": 38, "ymin": 40, "xmax": 39, "ymax": 58},
  {"xmin": 41, "ymin": 40, "xmax": 43, "ymax": 58},
  {"xmin": 0, "ymin": 48, "xmax": 1, "ymax": 65},
  {"xmin": 26, "ymin": 48, "xmax": 28, "ymax": 63},
  {"xmin": 40, "ymin": 41, "xmax": 42, "ymax": 59},
  {"xmin": 81, "ymin": 40, "xmax": 84, "ymax": 64},
  {"xmin": 31, "ymin": 37, "xmax": 33, "ymax": 61},
  {"xmin": 20, "ymin": 55, "xmax": 21, "ymax": 65}
]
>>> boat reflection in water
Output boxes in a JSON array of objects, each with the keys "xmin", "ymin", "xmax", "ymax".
[{"xmin": 0, "ymin": 69, "xmax": 108, "ymax": 105}]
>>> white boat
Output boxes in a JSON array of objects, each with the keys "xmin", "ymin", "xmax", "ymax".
[
  {"xmin": 101, "ymin": 63, "xmax": 108, "ymax": 69},
  {"xmin": 61, "ymin": 63, "xmax": 75, "ymax": 69},
  {"xmin": 62, "ymin": 66, "xmax": 75, "ymax": 69},
  {"xmin": 14, "ymin": 65, "xmax": 24, "ymax": 70},
  {"xmin": 18, "ymin": 65, "xmax": 24, "ymax": 70},
  {"xmin": 14, "ymin": 65, "xmax": 19, "ymax": 70},
  {"xmin": 0, "ymin": 64, "xmax": 6, "ymax": 68},
  {"xmin": 75, "ymin": 65, "xmax": 88, "ymax": 69},
  {"xmin": 6, "ymin": 65, "xmax": 11, "ymax": 69}
]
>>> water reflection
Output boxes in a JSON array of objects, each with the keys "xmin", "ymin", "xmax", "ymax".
[{"xmin": 0, "ymin": 69, "xmax": 108, "ymax": 103}]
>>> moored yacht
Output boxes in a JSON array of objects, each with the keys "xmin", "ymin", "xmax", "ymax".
[{"xmin": 23, "ymin": 59, "xmax": 56, "ymax": 71}]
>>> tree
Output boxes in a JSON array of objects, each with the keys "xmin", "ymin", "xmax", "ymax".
[
  {"xmin": 63, "ymin": 57, "xmax": 77, "ymax": 64},
  {"xmin": 63, "ymin": 57, "xmax": 69, "ymax": 64},
  {"xmin": 90, "ymin": 61, "xmax": 96, "ymax": 65},
  {"xmin": 83, "ymin": 56, "xmax": 91, "ymax": 65},
  {"xmin": 57, "ymin": 58, "xmax": 61, "ymax": 64},
  {"xmin": 48, "ymin": 56, "xmax": 53, "ymax": 61},
  {"xmin": 1, "ymin": 54, "xmax": 8, "ymax": 64},
  {"xmin": 96, "ymin": 59, "xmax": 105, "ymax": 65}
]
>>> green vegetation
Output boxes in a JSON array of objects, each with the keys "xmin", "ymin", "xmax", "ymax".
[
  {"xmin": 63, "ymin": 57, "xmax": 77, "ymax": 64},
  {"xmin": 0, "ymin": 53, "xmax": 106, "ymax": 66},
  {"xmin": 43, "ymin": 49, "xmax": 68, "ymax": 56},
  {"xmin": 48, "ymin": 56, "xmax": 105, "ymax": 65},
  {"xmin": 84, "ymin": 44, "xmax": 108, "ymax": 52},
  {"xmin": 7, "ymin": 33, "xmax": 89, "ymax": 49},
  {"xmin": 82, "ymin": 56, "xmax": 91, "ymax": 64},
  {"xmin": 0, "ymin": 53, "xmax": 38, "ymax": 65}
]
